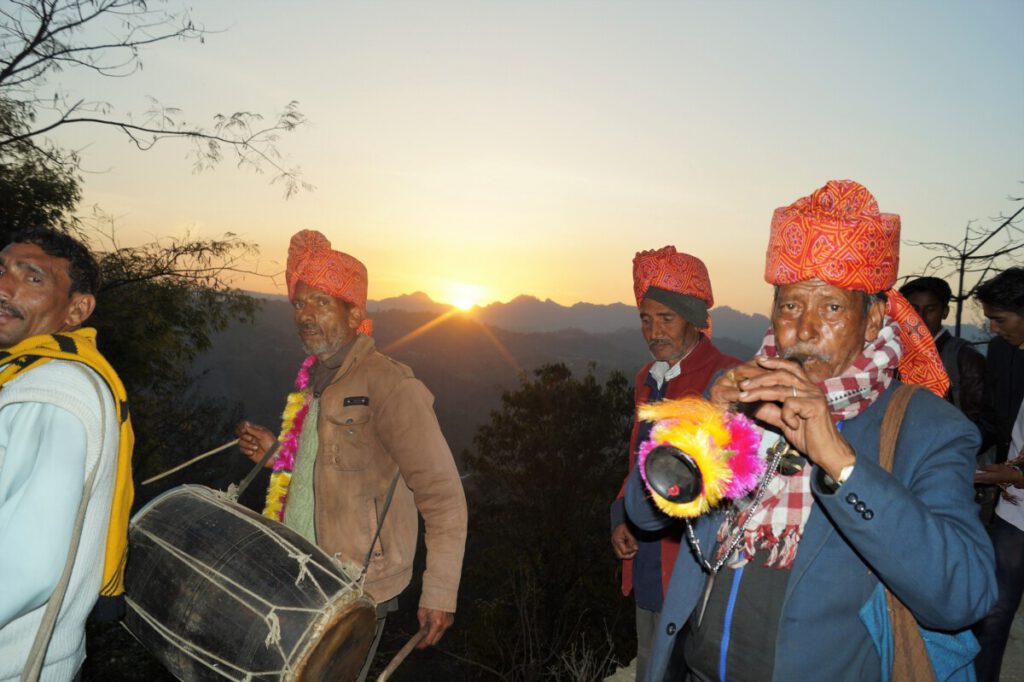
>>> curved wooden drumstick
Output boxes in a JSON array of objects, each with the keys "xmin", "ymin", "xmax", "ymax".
[{"xmin": 376, "ymin": 627, "xmax": 428, "ymax": 682}]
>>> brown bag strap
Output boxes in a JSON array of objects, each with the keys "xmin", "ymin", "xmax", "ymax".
[
  {"xmin": 879, "ymin": 384, "xmax": 920, "ymax": 471},
  {"xmin": 877, "ymin": 384, "xmax": 935, "ymax": 682}
]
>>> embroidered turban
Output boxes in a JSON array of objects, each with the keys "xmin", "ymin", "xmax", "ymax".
[
  {"xmin": 633, "ymin": 246, "xmax": 714, "ymax": 333},
  {"xmin": 286, "ymin": 229, "xmax": 372, "ymax": 335},
  {"xmin": 765, "ymin": 180, "xmax": 948, "ymax": 397}
]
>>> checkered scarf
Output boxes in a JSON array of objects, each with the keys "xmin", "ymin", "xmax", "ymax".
[
  {"xmin": 714, "ymin": 317, "xmax": 903, "ymax": 569},
  {"xmin": 760, "ymin": 316, "xmax": 902, "ymax": 423}
]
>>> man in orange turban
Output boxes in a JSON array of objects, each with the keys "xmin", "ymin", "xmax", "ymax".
[
  {"xmin": 624, "ymin": 182, "xmax": 996, "ymax": 681},
  {"xmin": 611, "ymin": 246, "xmax": 740, "ymax": 680},
  {"xmin": 238, "ymin": 230, "xmax": 467, "ymax": 681}
]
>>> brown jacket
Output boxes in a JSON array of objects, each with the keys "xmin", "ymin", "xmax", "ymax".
[{"xmin": 313, "ymin": 334, "xmax": 467, "ymax": 612}]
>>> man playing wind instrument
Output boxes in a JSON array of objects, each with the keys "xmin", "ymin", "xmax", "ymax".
[{"xmin": 625, "ymin": 180, "xmax": 996, "ymax": 681}]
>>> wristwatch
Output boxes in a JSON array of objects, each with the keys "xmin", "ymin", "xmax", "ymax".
[
  {"xmin": 1010, "ymin": 461, "xmax": 1024, "ymax": 488},
  {"xmin": 820, "ymin": 463, "xmax": 855, "ymax": 493}
]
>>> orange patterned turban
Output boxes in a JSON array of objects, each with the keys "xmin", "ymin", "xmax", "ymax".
[
  {"xmin": 765, "ymin": 180, "xmax": 948, "ymax": 397},
  {"xmin": 286, "ymin": 229, "xmax": 372, "ymax": 335},
  {"xmin": 633, "ymin": 246, "xmax": 714, "ymax": 332}
]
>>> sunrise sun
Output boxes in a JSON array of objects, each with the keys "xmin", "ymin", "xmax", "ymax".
[{"xmin": 445, "ymin": 281, "xmax": 486, "ymax": 311}]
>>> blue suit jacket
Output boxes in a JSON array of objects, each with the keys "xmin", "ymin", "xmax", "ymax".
[{"xmin": 625, "ymin": 382, "xmax": 997, "ymax": 681}]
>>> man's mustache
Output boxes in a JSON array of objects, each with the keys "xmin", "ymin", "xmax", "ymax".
[
  {"xmin": 648, "ymin": 338, "xmax": 671, "ymax": 348},
  {"xmin": 781, "ymin": 343, "xmax": 831, "ymax": 366},
  {"xmin": 0, "ymin": 302, "xmax": 24, "ymax": 319}
]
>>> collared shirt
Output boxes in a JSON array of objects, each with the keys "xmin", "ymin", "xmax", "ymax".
[
  {"xmin": 633, "ymin": 360, "xmax": 681, "ymax": 611},
  {"xmin": 648, "ymin": 359, "xmax": 682, "ymax": 390}
]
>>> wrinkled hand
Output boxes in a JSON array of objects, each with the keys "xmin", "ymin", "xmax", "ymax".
[
  {"xmin": 707, "ymin": 360, "xmax": 763, "ymax": 408},
  {"xmin": 722, "ymin": 356, "xmax": 856, "ymax": 480},
  {"xmin": 611, "ymin": 522, "xmax": 639, "ymax": 560},
  {"xmin": 236, "ymin": 421, "xmax": 277, "ymax": 467},
  {"xmin": 417, "ymin": 608, "xmax": 454, "ymax": 648}
]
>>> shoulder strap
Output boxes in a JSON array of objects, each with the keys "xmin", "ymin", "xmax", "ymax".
[
  {"xmin": 877, "ymin": 383, "xmax": 935, "ymax": 682},
  {"xmin": 20, "ymin": 450, "xmax": 100, "ymax": 682},
  {"xmin": 878, "ymin": 384, "xmax": 920, "ymax": 472}
]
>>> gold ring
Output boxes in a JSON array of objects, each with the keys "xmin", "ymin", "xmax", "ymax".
[{"xmin": 727, "ymin": 369, "xmax": 737, "ymax": 382}]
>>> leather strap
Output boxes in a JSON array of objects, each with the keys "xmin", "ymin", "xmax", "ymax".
[{"xmin": 877, "ymin": 384, "xmax": 935, "ymax": 682}]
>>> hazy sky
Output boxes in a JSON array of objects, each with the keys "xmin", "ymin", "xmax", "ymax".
[{"xmin": 51, "ymin": 0, "xmax": 1024, "ymax": 317}]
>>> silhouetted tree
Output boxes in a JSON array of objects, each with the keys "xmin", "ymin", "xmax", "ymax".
[
  {"xmin": 85, "ymin": 216, "xmax": 261, "ymax": 489},
  {"xmin": 1, "ymin": 0, "xmax": 309, "ymax": 196},
  {"xmin": 459, "ymin": 363, "xmax": 635, "ymax": 680},
  {"xmin": 906, "ymin": 192, "xmax": 1024, "ymax": 336},
  {"xmin": 0, "ymin": 100, "xmax": 80, "ymax": 234}
]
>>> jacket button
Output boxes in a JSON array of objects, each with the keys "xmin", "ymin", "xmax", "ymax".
[
  {"xmin": 666, "ymin": 622, "xmax": 677, "ymax": 636},
  {"xmin": 845, "ymin": 492, "xmax": 859, "ymax": 505},
  {"xmin": 854, "ymin": 501, "xmax": 867, "ymax": 513},
  {"xmin": 862, "ymin": 510, "xmax": 874, "ymax": 521}
]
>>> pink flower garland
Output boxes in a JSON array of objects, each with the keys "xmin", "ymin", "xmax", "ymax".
[{"xmin": 262, "ymin": 355, "xmax": 316, "ymax": 520}]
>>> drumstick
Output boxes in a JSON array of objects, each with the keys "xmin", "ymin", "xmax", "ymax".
[
  {"xmin": 140, "ymin": 439, "xmax": 240, "ymax": 485},
  {"xmin": 375, "ymin": 627, "xmax": 428, "ymax": 682}
]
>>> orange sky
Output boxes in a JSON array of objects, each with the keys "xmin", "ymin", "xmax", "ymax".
[{"xmin": 52, "ymin": 1, "xmax": 1024, "ymax": 319}]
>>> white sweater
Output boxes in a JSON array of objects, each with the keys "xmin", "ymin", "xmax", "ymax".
[
  {"xmin": 0, "ymin": 360, "xmax": 119, "ymax": 682},
  {"xmin": 995, "ymin": 398, "xmax": 1024, "ymax": 532}
]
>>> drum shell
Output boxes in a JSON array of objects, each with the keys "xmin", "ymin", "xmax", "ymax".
[{"xmin": 124, "ymin": 485, "xmax": 376, "ymax": 681}]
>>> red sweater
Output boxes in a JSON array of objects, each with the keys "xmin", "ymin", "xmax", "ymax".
[{"xmin": 614, "ymin": 336, "xmax": 741, "ymax": 597}]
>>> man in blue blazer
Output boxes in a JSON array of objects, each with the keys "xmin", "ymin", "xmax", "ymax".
[{"xmin": 626, "ymin": 180, "xmax": 996, "ymax": 681}]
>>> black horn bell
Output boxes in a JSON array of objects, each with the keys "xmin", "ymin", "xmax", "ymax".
[{"xmin": 644, "ymin": 445, "xmax": 703, "ymax": 504}]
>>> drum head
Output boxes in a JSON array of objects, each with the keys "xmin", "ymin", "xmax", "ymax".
[{"xmin": 293, "ymin": 595, "xmax": 377, "ymax": 681}]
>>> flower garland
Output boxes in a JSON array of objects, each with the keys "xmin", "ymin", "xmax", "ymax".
[{"xmin": 262, "ymin": 355, "xmax": 317, "ymax": 520}]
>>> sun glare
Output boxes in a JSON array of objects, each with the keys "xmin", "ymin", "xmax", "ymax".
[{"xmin": 445, "ymin": 281, "xmax": 485, "ymax": 311}]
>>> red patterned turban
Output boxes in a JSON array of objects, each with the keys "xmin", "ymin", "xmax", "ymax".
[
  {"xmin": 286, "ymin": 229, "xmax": 373, "ymax": 335},
  {"xmin": 633, "ymin": 246, "xmax": 714, "ymax": 333},
  {"xmin": 765, "ymin": 180, "xmax": 948, "ymax": 397}
]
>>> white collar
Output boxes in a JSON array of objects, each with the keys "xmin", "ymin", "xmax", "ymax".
[{"xmin": 648, "ymin": 359, "xmax": 682, "ymax": 390}]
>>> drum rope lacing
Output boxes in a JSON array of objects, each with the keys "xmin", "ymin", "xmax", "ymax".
[{"xmin": 129, "ymin": 488, "xmax": 365, "ymax": 679}]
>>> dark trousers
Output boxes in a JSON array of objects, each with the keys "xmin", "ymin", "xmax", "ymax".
[{"xmin": 974, "ymin": 515, "xmax": 1024, "ymax": 682}]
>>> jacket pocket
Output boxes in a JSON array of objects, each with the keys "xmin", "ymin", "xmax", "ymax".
[{"xmin": 324, "ymin": 406, "xmax": 372, "ymax": 470}]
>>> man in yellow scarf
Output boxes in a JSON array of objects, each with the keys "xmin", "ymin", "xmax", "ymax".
[{"xmin": 0, "ymin": 227, "xmax": 133, "ymax": 682}]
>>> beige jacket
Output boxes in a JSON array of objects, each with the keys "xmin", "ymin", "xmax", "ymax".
[{"xmin": 313, "ymin": 334, "xmax": 467, "ymax": 612}]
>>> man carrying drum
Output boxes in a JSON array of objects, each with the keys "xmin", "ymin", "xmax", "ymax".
[{"xmin": 238, "ymin": 229, "xmax": 468, "ymax": 682}]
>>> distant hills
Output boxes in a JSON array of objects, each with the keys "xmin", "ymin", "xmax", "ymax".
[
  {"xmin": 193, "ymin": 291, "xmax": 988, "ymax": 467},
  {"xmin": 367, "ymin": 291, "xmax": 773, "ymax": 347},
  {"xmin": 191, "ymin": 294, "xmax": 766, "ymax": 462}
]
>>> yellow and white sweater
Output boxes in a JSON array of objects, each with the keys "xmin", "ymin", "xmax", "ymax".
[{"xmin": 0, "ymin": 329, "xmax": 131, "ymax": 680}]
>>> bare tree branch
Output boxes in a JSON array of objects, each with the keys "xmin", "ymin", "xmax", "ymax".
[
  {"xmin": 905, "ymin": 195, "xmax": 1024, "ymax": 335},
  {"xmin": 0, "ymin": 0, "xmax": 311, "ymax": 196}
]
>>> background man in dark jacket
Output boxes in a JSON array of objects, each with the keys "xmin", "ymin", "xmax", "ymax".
[{"xmin": 899, "ymin": 276, "xmax": 985, "ymax": 426}]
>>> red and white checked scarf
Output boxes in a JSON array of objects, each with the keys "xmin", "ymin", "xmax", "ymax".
[{"xmin": 715, "ymin": 317, "xmax": 903, "ymax": 569}]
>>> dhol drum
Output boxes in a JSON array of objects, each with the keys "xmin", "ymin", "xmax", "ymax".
[{"xmin": 124, "ymin": 485, "xmax": 376, "ymax": 681}]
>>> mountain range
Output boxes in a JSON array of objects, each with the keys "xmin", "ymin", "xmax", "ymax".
[
  {"xmin": 190, "ymin": 291, "xmax": 988, "ymax": 470},
  {"xmin": 370, "ymin": 291, "xmax": 773, "ymax": 344}
]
